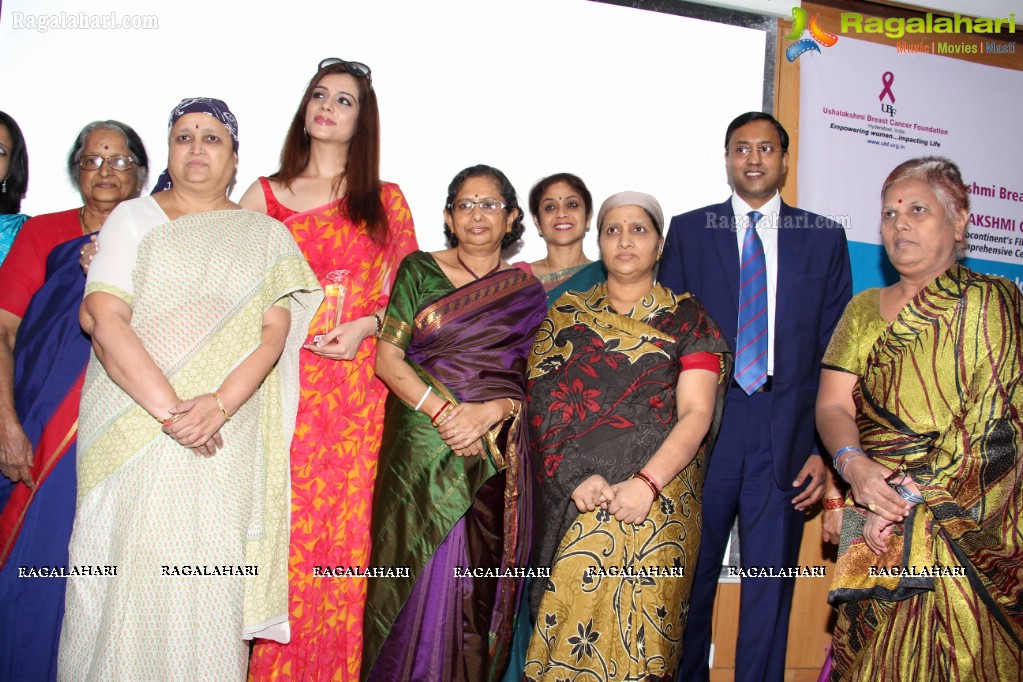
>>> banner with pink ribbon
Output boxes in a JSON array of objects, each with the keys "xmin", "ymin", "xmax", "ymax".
[{"xmin": 797, "ymin": 36, "xmax": 1023, "ymax": 294}]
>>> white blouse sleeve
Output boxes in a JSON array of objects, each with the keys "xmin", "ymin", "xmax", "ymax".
[{"xmin": 85, "ymin": 197, "xmax": 166, "ymax": 304}]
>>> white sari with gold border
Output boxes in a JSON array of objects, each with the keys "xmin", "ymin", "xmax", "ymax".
[{"xmin": 58, "ymin": 197, "xmax": 321, "ymax": 682}]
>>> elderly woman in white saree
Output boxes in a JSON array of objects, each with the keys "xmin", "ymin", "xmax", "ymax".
[{"xmin": 57, "ymin": 98, "xmax": 321, "ymax": 681}]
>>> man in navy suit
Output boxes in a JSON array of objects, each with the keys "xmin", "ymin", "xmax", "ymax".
[{"xmin": 663, "ymin": 112, "xmax": 851, "ymax": 682}]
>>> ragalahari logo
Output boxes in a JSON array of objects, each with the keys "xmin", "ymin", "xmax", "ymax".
[{"xmin": 785, "ymin": 7, "xmax": 839, "ymax": 61}]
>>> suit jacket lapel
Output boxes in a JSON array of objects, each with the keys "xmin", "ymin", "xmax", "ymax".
[
  {"xmin": 713, "ymin": 200, "xmax": 740, "ymax": 328},
  {"xmin": 775, "ymin": 201, "xmax": 797, "ymax": 327}
]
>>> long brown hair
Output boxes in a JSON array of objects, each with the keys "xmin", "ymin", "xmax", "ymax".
[{"xmin": 273, "ymin": 63, "xmax": 387, "ymax": 243}]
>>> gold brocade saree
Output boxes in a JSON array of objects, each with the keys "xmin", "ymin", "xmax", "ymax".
[
  {"xmin": 524, "ymin": 284, "xmax": 731, "ymax": 681},
  {"xmin": 823, "ymin": 266, "xmax": 1023, "ymax": 680}
]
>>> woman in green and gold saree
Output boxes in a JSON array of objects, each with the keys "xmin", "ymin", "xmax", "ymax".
[
  {"xmin": 57, "ymin": 99, "xmax": 321, "ymax": 681},
  {"xmin": 817, "ymin": 157, "xmax": 1023, "ymax": 680},
  {"xmin": 523, "ymin": 192, "xmax": 732, "ymax": 681},
  {"xmin": 363, "ymin": 165, "xmax": 547, "ymax": 681}
]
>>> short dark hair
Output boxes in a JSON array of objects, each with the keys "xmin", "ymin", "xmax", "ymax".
[
  {"xmin": 443, "ymin": 164, "xmax": 525, "ymax": 249},
  {"xmin": 66, "ymin": 120, "xmax": 149, "ymax": 194},
  {"xmin": 527, "ymin": 172, "xmax": 593, "ymax": 220},
  {"xmin": 0, "ymin": 111, "xmax": 29, "ymax": 214},
  {"xmin": 724, "ymin": 112, "xmax": 789, "ymax": 152}
]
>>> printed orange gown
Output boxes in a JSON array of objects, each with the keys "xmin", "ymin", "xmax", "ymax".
[{"xmin": 249, "ymin": 179, "xmax": 417, "ymax": 681}]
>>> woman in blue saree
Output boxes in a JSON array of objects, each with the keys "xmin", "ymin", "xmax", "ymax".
[
  {"xmin": 364, "ymin": 165, "xmax": 547, "ymax": 681},
  {"xmin": 0, "ymin": 121, "xmax": 148, "ymax": 682}
]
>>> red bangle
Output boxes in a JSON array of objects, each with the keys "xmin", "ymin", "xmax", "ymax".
[
  {"xmin": 822, "ymin": 497, "xmax": 844, "ymax": 511},
  {"xmin": 633, "ymin": 471, "xmax": 659, "ymax": 499},
  {"xmin": 637, "ymin": 468, "xmax": 663, "ymax": 494},
  {"xmin": 430, "ymin": 400, "xmax": 451, "ymax": 425}
]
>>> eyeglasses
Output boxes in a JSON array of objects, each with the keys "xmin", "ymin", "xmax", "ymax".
[
  {"xmin": 79, "ymin": 155, "xmax": 136, "ymax": 172},
  {"xmin": 449, "ymin": 199, "xmax": 507, "ymax": 214},
  {"xmin": 730, "ymin": 144, "xmax": 781, "ymax": 157},
  {"xmin": 318, "ymin": 57, "xmax": 372, "ymax": 82}
]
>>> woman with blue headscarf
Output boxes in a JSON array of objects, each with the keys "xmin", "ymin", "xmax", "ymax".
[{"xmin": 56, "ymin": 98, "xmax": 322, "ymax": 682}]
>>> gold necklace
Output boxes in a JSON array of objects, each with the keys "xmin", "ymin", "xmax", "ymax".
[
  {"xmin": 78, "ymin": 207, "xmax": 92, "ymax": 235},
  {"xmin": 544, "ymin": 255, "xmax": 588, "ymax": 273}
]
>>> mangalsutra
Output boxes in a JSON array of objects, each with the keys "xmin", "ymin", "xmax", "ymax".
[
  {"xmin": 78, "ymin": 207, "xmax": 93, "ymax": 235},
  {"xmin": 456, "ymin": 251, "xmax": 500, "ymax": 280}
]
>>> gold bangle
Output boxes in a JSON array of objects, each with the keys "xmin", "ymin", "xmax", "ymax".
[
  {"xmin": 505, "ymin": 397, "xmax": 519, "ymax": 421},
  {"xmin": 212, "ymin": 392, "xmax": 231, "ymax": 421},
  {"xmin": 822, "ymin": 496, "xmax": 844, "ymax": 511}
]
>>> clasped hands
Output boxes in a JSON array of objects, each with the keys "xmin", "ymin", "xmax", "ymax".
[
  {"xmin": 571, "ymin": 474, "xmax": 656, "ymax": 526},
  {"xmin": 161, "ymin": 394, "xmax": 227, "ymax": 457},
  {"xmin": 844, "ymin": 456, "xmax": 923, "ymax": 555},
  {"xmin": 435, "ymin": 401, "xmax": 505, "ymax": 459}
]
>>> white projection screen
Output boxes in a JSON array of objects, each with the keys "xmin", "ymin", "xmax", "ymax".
[{"xmin": 1, "ymin": 0, "xmax": 769, "ymax": 259}]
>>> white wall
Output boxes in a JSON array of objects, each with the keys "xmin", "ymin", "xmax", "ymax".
[{"xmin": 1, "ymin": 0, "xmax": 765, "ymax": 259}]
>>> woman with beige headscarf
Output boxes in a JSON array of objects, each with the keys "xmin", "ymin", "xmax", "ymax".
[{"xmin": 523, "ymin": 192, "xmax": 733, "ymax": 680}]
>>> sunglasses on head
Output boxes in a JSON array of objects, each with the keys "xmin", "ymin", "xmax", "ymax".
[{"xmin": 318, "ymin": 58, "xmax": 372, "ymax": 83}]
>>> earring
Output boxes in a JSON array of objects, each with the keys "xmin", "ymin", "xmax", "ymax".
[
  {"xmin": 1, "ymin": 179, "xmax": 6, "ymax": 194},
  {"xmin": 303, "ymin": 127, "xmax": 309, "ymax": 138}
]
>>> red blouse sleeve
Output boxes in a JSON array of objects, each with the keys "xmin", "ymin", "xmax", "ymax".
[
  {"xmin": 0, "ymin": 213, "xmax": 75, "ymax": 318},
  {"xmin": 680, "ymin": 351, "xmax": 720, "ymax": 373}
]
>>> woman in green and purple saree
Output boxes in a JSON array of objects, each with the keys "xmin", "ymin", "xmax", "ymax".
[{"xmin": 364, "ymin": 165, "xmax": 547, "ymax": 681}]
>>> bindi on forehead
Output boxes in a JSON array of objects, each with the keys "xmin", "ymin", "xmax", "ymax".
[{"xmin": 898, "ymin": 199, "xmax": 902, "ymax": 203}]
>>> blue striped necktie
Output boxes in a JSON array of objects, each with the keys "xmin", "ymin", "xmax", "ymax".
[{"xmin": 735, "ymin": 211, "xmax": 768, "ymax": 394}]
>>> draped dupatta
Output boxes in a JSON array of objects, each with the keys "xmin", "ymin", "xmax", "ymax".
[{"xmin": 0, "ymin": 235, "xmax": 93, "ymax": 567}]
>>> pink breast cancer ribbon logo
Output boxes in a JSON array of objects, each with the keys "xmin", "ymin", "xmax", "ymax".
[
  {"xmin": 784, "ymin": 7, "xmax": 839, "ymax": 61},
  {"xmin": 879, "ymin": 72, "xmax": 896, "ymax": 103}
]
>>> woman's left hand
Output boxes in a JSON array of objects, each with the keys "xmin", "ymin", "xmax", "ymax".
[
  {"xmin": 436, "ymin": 401, "xmax": 502, "ymax": 458},
  {"xmin": 608, "ymin": 477, "xmax": 657, "ymax": 525},
  {"xmin": 863, "ymin": 511, "xmax": 897, "ymax": 555},
  {"xmin": 79, "ymin": 234, "xmax": 98, "ymax": 274},
  {"xmin": 843, "ymin": 456, "xmax": 912, "ymax": 523},
  {"xmin": 162, "ymin": 395, "xmax": 228, "ymax": 451},
  {"xmin": 304, "ymin": 316, "xmax": 376, "ymax": 360}
]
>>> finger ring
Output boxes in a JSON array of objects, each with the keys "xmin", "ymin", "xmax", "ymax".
[
  {"xmin": 453, "ymin": 428, "xmax": 460, "ymax": 436},
  {"xmin": 868, "ymin": 503, "xmax": 877, "ymax": 512},
  {"xmin": 80, "ymin": 249, "xmax": 86, "ymax": 257}
]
